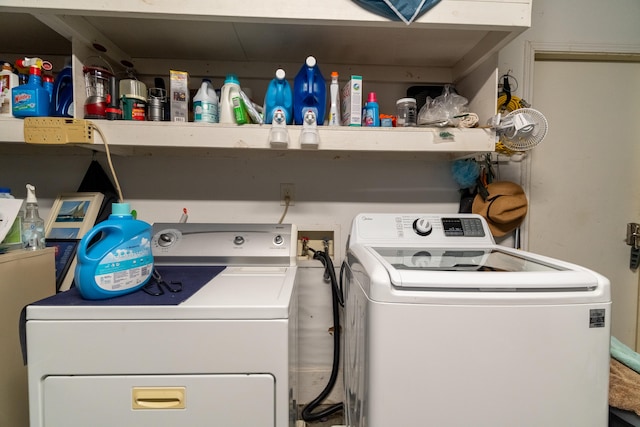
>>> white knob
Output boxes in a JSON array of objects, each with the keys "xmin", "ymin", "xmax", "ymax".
[{"xmin": 413, "ymin": 218, "xmax": 432, "ymax": 236}]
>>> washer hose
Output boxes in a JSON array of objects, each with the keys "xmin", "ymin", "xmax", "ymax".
[{"xmin": 301, "ymin": 248, "xmax": 344, "ymax": 422}]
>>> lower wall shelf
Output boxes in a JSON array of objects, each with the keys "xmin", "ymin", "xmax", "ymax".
[{"xmin": 0, "ymin": 116, "xmax": 496, "ymax": 154}]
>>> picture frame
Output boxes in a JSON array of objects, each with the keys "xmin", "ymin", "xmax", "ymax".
[
  {"xmin": 45, "ymin": 238, "xmax": 79, "ymax": 292},
  {"xmin": 45, "ymin": 192, "xmax": 104, "ymax": 239}
]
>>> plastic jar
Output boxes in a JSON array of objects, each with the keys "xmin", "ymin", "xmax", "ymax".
[{"xmin": 396, "ymin": 97, "xmax": 417, "ymax": 127}]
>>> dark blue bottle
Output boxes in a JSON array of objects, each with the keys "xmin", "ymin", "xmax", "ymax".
[{"xmin": 293, "ymin": 56, "xmax": 326, "ymax": 125}]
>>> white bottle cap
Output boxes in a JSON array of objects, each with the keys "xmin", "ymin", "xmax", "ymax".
[
  {"xmin": 275, "ymin": 68, "xmax": 286, "ymax": 80},
  {"xmin": 26, "ymin": 184, "xmax": 37, "ymax": 203},
  {"xmin": 306, "ymin": 56, "xmax": 317, "ymax": 68}
]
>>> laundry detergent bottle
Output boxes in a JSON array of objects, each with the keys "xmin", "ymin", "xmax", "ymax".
[
  {"xmin": 193, "ymin": 78, "xmax": 219, "ymax": 123},
  {"xmin": 75, "ymin": 202, "xmax": 154, "ymax": 300},
  {"xmin": 264, "ymin": 68, "xmax": 293, "ymax": 124},
  {"xmin": 50, "ymin": 64, "xmax": 73, "ymax": 117},
  {"xmin": 293, "ymin": 56, "xmax": 326, "ymax": 125},
  {"xmin": 219, "ymin": 74, "xmax": 246, "ymax": 124}
]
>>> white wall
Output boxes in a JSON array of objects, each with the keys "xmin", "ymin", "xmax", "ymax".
[
  {"xmin": 498, "ymin": 0, "xmax": 640, "ymax": 345},
  {"xmin": 0, "ymin": 144, "xmax": 463, "ymax": 404},
  {"xmin": 499, "ymin": 0, "xmax": 640, "ymax": 100}
]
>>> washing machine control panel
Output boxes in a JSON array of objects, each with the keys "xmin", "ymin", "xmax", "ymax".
[
  {"xmin": 352, "ymin": 213, "xmax": 492, "ymax": 246},
  {"xmin": 150, "ymin": 223, "xmax": 296, "ymax": 265},
  {"xmin": 440, "ymin": 217, "xmax": 485, "ymax": 237}
]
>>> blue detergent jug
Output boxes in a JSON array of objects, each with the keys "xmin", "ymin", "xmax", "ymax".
[
  {"xmin": 50, "ymin": 65, "xmax": 73, "ymax": 117},
  {"xmin": 264, "ymin": 68, "xmax": 293, "ymax": 124},
  {"xmin": 75, "ymin": 203, "xmax": 154, "ymax": 300},
  {"xmin": 293, "ymin": 56, "xmax": 326, "ymax": 125}
]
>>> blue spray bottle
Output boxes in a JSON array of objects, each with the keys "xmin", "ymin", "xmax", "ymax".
[
  {"xmin": 293, "ymin": 56, "xmax": 326, "ymax": 125},
  {"xmin": 264, "ymin": 68, "xmax": 293, "ymax": 124},
  {"xmin": 11, "ymin": 57, "xmax": 50, "ymax": 117},
  {"xmin": 75, "ymin": 202, "xmax": 154, "ymax": 300}
]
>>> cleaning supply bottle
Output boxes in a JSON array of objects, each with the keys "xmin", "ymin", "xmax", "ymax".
[
  {"xmin": 11, "ymin": 58, "xmax": 50, "ymax": 117},
  {"xmin": 363, "ymin": 92, "xmax": 380, "ymax": 127},
  {"xmin": 43, "ymin": 74, "xmax": 54, "ymax": 102},
  {"xmin": 328, "ymin": 71, "xmax": 340, "ymax": 126},
  {"xmin": 264, "ymin": 68, "xmax": 293, "ymax": 125},
  {"xmin": 219, "ymin": 74, "xmax": 247, "ymax": 124},
  {"xmin": 293, "ymin": 56, "xmax": 326, "ymax": 125},
  {"xmin": 75, "ymin": 202, "xmax": 154, "ymax": 300},
  {"xmin": 0, "ymin": 62, "xmax": 18, "ymax": 115},
  {"xmin": 193, "ymin": 78, "xmax": 219, "ymax": 123},
  {"xmin": 50, "ymin": 64, "xmax": 73, "ymax": 117},
  {"xmin": 21, "ymin": 184, "xmax": 45, "ymax": 250}
]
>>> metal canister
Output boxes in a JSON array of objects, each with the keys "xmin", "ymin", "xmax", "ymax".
[
  {"xmin": 147, "ymin": 87, "xmax": 166, "ymax": 121},
  {"xmin": 396, "ymin": 97, "xmax": 417, "ymax": 127}
]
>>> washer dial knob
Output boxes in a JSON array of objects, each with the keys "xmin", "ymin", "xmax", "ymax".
[{"xmin": 413, "ymin": 218, "xmax": 433, "ymax": 236}]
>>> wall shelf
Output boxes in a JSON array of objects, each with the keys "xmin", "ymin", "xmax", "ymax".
[
  {"xmin": 0, "ymin": 116, "xmax": 495, "ymax": 156},
  {"xmin": 0, "ymin": 0, "xmax": 530, "ymax": 156}
]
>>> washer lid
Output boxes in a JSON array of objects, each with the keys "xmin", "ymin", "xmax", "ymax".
[{"xmin": 368, "ymin": 246, "xmax": 600, "ymax": 291}]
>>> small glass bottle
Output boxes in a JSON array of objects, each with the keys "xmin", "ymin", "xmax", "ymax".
[{"xmin": 22, "ymin": 184, "xmax": 45, "ymax": 250}]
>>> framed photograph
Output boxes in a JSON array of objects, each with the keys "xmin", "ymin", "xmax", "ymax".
[
  {"xmin": 45, "ymin": 238, "xmax": 79, "ymax": 291},
  {"xmin": 45, "ymin": 192, "xmax": 104, "ymax": 239}
]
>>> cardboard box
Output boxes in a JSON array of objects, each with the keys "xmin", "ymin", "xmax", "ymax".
[
  {"xmin": 341, "ymin": 75, "xmax": 362, "ymax": 126},
  {"xmin": 170, "ymin": 70, "xmax": 189, "ymax": 122},
  {"xmin": 0, "ymin": 248, "xmax": 55, "ymax": 427}
]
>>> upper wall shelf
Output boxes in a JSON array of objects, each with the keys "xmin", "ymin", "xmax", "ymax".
[
  {"xmin": 0, "ymin": 0, "xmax": 530, "ymax": 155},
  {"xmin": 0, "ymin": 0, "xmax": 531, "ymax": 82}
]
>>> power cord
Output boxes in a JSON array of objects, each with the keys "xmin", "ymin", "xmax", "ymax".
[
  {"xmin": 90, "ymin": 122, "xmax": 124, "ymax": 203},
  {"xmin": 301, "ymin": 245, "xmax": 344, "ymax": 423},
  {"xmin": 278, "ymin": 194, "xmax": 291, "ymax": 224}
]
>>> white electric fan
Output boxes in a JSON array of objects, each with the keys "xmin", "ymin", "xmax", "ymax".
[{"xmin": 490, "ymin": 108, "xmax": 548, "ymax": 151}]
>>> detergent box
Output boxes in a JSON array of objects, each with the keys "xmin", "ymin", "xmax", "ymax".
[
  {"xmin": 341, "ymin": 75, "xmax": 362, "ymax": 126},
  {"xmin": 170, "ymin": 70, "xmax": 189, "ymax": 122}
]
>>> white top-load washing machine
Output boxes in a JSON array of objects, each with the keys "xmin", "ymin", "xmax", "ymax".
[
  {"xmin": 25, "ymin": 223, "xmax": 298, "ymax": 427},
  {"xmin": 343, "ymin": 213, "xmax": 611, "ymax": 427}
]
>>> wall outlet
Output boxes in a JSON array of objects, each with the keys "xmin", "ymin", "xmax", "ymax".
[{"xmin": 280, "ymin": 183, "xmax": 295, "ymax": 206}]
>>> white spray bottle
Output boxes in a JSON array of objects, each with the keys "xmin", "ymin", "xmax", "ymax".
[
  {"xmin": 328, "ymin": 71, "xmax": 340, "ymax": 126},
  {"xmin": 22, "ymin": 184, "xmax": 45, "ymax": 250}
]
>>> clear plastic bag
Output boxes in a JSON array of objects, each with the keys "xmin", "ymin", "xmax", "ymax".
[{"xmin": 417, "ymin": 84, "xmax": 469, "ymax": 127}]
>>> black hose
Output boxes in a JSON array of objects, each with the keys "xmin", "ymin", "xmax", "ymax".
[{"xmin": 301, "ymin": 249, "xmax": 344, "ymax": 422}]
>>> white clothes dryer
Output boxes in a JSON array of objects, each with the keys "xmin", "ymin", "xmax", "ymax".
[
  {"xmin": 26, "ymin": 223, "xmax": 298, "ymax": 427},
  {"xmin": 343, "ymin": 213, "xmax": 611, "ymax": 427}
]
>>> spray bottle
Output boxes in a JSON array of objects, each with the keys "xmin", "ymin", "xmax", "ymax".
[
  {"xmin": 12, "ymin": 57, "xmax": 50, "ymax": 117},
  {"xmin": 328, "ymin": 71, "xmax": 340, "ymax": 126},
  {"xmin": 21, "ymin": 184, "xmax": 45, "ymax": 250},
  {"xmin": 75, "ymin": 202, "xmax": 154, "ymax": 300}
]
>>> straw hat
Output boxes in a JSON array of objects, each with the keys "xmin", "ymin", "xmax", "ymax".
[{"xmin": 472, "ymin": 181, "xmax": 528, "ymax": 237}]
